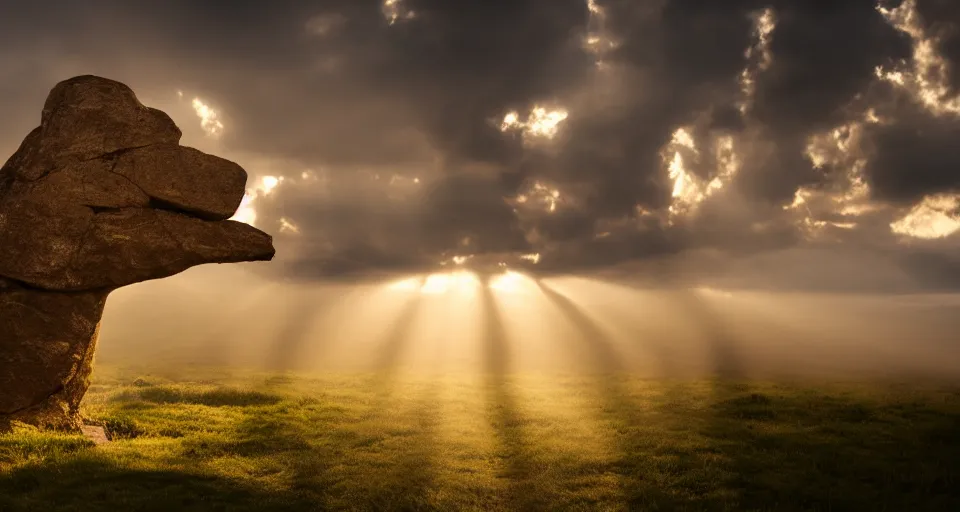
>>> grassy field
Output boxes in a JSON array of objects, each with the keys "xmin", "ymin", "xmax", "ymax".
[{"xmin": 1, "ymin": 366, "xmax": 959, "ymax": 511}]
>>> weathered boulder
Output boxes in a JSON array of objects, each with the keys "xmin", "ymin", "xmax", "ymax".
[{"xmin": 0, "ymin": 75, "xmax": 275, "ymax": 430}]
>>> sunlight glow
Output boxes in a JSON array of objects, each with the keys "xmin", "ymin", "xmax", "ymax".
[
  {"xmin": 424, "ymin": 272, "xmax": 476, "ymax": 295},
  {"xmin": 387, "ymin": 270, "xmax": 533, "ymax": 295},
  {"xmin": 420, "ymin": 273, "xmax": 474, "ymax": 295},
  {"xmin": 420, "ymin": 274, "xmax": 450, "ymax": 295},
  {"xmin": 387, "ymin": 277, "xmax": 422, "ymax": 292},
  {"xmin": 488, "ymin": 271, "xmax": 529, "ymax": 294},
  {"xmin": 890, "ymin": 194, "xmax": 960, "ymax": 239},
  {"xmin": 230, "ymin": 193, "xmax": 257, "ymax": 226}
]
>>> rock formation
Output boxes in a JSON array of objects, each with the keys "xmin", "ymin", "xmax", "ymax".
[{"xmin": 0, "ymin": 75, "xmax": 275, "ymax": 430}]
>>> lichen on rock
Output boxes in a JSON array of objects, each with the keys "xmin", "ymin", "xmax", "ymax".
[{"xmin": 0, "ymin": 75, "xmax": 275, "ymax": 430}]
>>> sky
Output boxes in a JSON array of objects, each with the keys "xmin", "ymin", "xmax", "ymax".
[
  {"xmin": 4, "ymin": 0, "xmax": 960, "ymax": 378},
  {"xmin": 2, "ymin": 0, "xmax": 960, "ymax": 291}
]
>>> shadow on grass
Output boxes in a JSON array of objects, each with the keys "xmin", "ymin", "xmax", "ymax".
[
  {"xmin": 535, "ymin": 280, "xmax": 685, "ymax": 508},
  {"xmin": 177, "ymin": 412, "xmax": 313, "ymax": 460},
  {"xmin": 665, "ymin": 287, "xmax": 960, "ymax": 510},
  {"xmin": 128, "ymin": 387, "xmax": 285, "ymax": 407},
  {"xmin": 0, "ymin": 432, "xmax": 93, "ymax": 466},
  {"xmin": 699, "ymin": 384, "xmax": 960, "ymax": 510},
  {"xmin": 0, "ymin": 456, "xmax": 316, "ymax": 512},
  {"xmin": 361, "ymin": 383, "xmax": 443, "ymax": 511},
  {"xmin": 344, "ymin": 277, "xmax": 441, "ymax": 509},
  {"xmin": 143, "ymin": 386, "xmax": 440, "ymax": 510},
  {"xmin": 478, "ymin": 273, "xmax": 543, "ymax": 509}
]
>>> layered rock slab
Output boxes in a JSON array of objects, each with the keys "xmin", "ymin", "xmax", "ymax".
[{"xmin": 0, "ymin": 75, "xmax": 275, "ymax": 430}]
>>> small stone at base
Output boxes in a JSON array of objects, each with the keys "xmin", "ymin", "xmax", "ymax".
[{"xmin": 81, "ymin": 425, "xmax": 110, "ymax": 445}]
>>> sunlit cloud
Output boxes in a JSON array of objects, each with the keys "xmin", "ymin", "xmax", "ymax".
[
  {"xmin": 230, "ymin": 175, "xmax": 286, "ymax": 227},
  {"xmin": 664, "ymin": 130, "xmax": 740, "ymax": 221},
  {"xmin": 668, "ymin": 153, "xmax": 696, "ymax": 205},
  {"xmin": 279, "ymin": 217, "xmax": 301, "ymax": 234},
  {"xmin": 191, "ymin": 98, "xmax": 224, "ymax": 137},
  {"xmin": 520, "ymin": 253, "xmax": 541, "ymax": 264},
  {"xmin": 890, "ymin": 194, "xmax": 960, "ymax": 240},
  {"xmin": 863, "ymin": 107, "xmax": 890, "ymax": 125},
  {"xmin": 439, "ymin": 254, "xmax": 473, "ymax": 268},
  {"xmin": 500, "ymin": 106, "xmax": 569, "ymax": 141},
  {"xmin": 671, "ymin": 127, "xmax": 697, "ymax": 153},
  {"xmin": 511, "ymin": 180, "xmax": 564, "ymax": 214},
  {"xmin": 261, "ymin": 175, "xmax": 283, "ymax": 194},
  {"xmin": 876, "ymin": 0, "xmax": 960, "ymax": 116},
  {"xmin": 382, "ymin": 0, "xmax": 415, "ymax": 25},
  {"xmin": 583, "ymin": 0, "xmax": 618, "ymax": 68},
  {"xmin": 787, "ymin": 121, "xmax": 878, "ymax": 238},
  {"xmin": 739, "ymin": 7, "xmax": 777, "ymax": 113},
  {"xmin": 803, "ymin": 122, "xmax": 866, "ymax": 171}
]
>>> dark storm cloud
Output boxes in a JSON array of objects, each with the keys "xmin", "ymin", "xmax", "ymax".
[
  {"xmin": 753, "ymin": 0, "xmax": 910, "ymax": 135},
  {"xmin": 2, "ymin": 0, "xmax": 960, "ymax": 287},
  {"xmin": 851, "ymin": 0, "xmax": 960, "ymax": 206},
  {"xmin": 741, "ymin": 0, "xmax": 912, "ymax": 202},
  {"xmin": 864, "ymin": 106, "xmax": 960, "ymax": 204},
  {"xmin": 538, "ymin": 0, "xmax": 758, "ymax": 217},
  {"xmin": 380, "ymin": 0, "xmax": 593, "ymax": 162}
]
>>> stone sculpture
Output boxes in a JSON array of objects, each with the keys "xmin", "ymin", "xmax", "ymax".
[{"xmin": 0, "ymin": 76, "xmax": 275, "ymax": 429}]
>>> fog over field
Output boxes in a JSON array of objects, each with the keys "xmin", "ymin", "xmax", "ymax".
[{"xmin": 98, "ymin": 261, "xmax": 960, "ymax": 381}]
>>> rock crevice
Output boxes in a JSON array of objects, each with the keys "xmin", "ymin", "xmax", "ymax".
[{"xmin": 0, "ymin": 75, "xmax": 275, "ymax": 430}]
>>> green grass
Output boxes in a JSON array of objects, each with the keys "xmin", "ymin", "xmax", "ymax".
[{"xmin": 2, "ymin": 367, "xmax": 959, "ymax": 511}]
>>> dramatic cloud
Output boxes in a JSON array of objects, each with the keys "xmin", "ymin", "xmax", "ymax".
[{"xmin": 2, "ymin": 0, "xmax": 960, "ymax": 289}]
